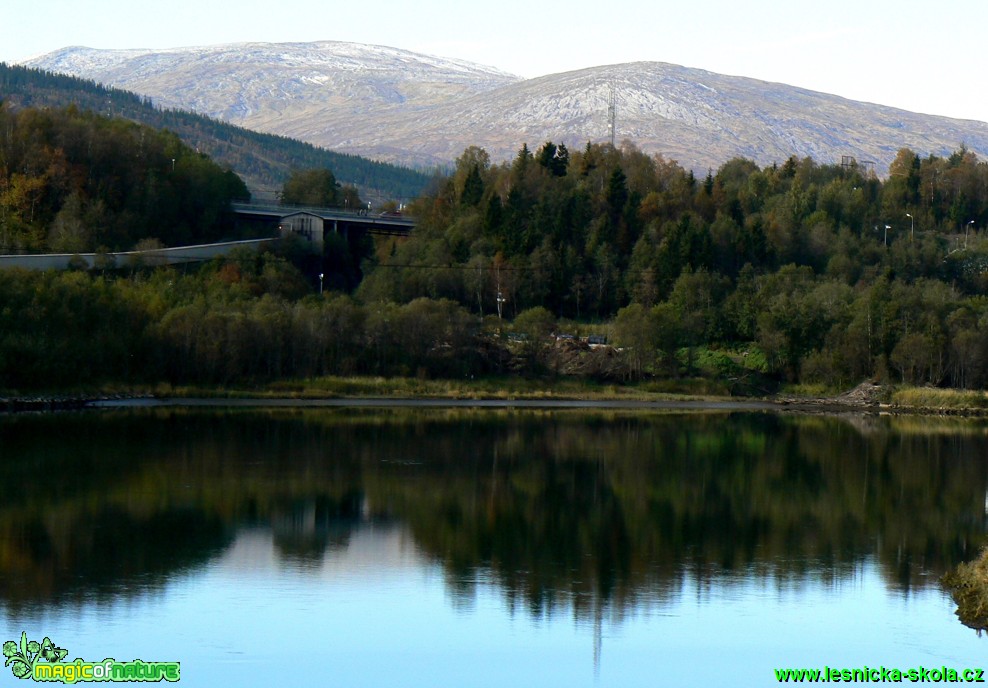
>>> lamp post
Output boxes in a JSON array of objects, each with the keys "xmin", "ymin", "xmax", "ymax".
[
  {"xmin": 884, "ymin": 224, "xmax": 891, "ymax": 247},
  {"xmin": 905, "ymin": 213, "xmax": 913, "ymax": 242},
  {"xmin": 318, "ymin": 273, "xmax": 324, "ymax": 295},
  {"xmin": 967, "ymin": 220, "xmax": 975, "ymax": 250}
]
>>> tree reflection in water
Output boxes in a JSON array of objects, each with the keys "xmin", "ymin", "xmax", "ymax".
[{"xmin": 0, "ymin": 408, "xmax": 985, "ymax": 629}]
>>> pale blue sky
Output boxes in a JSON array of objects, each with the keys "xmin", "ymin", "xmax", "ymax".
[{"xmin": 4, "ymin": 0, "xmax": 986, "ymax": 123}]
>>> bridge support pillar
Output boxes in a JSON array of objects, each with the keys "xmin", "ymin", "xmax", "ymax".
[{"xmin": 331, "ymin": 219, "xmax": 349, "ymax": 241}]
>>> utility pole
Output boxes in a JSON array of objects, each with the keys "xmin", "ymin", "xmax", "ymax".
[{"xmin": 495, "ymin": 263, "xmax": 505, "ymax": 319}]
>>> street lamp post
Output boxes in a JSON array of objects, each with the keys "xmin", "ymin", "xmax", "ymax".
[
  {"xmin": 905, "ymin": 213, "xmax": 913, "ymax": 242},
  {"xmin": 967, "ymin": 220, "xmax": 975, "ymax": 250},
  {"xmin": 318, "ymin": 273, "xmax": 324, "ymax": 295},
  {"xmin": 884, "ymin": 225, "xmax": 891, "ymax": 247}
]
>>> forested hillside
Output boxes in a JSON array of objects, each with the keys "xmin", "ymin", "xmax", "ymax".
[
  {"xmin": 0, "ymin": 63, "xmax": 431, "ymax": 200},
  {"xmin": 358, "ymin": 141, "xmax": 988, "ymax": 388},
  {"xmin": 0, "ymin": 104, "xmax": 248, "ymax": 252},
  {"xmin": 4, "ymin": 127, "xmax": 988, "ymax": 393}
]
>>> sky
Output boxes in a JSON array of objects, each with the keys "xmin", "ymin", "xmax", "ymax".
[{"xmin": 3, "ymin": 0, "xmax": 987, "ymax": 123}]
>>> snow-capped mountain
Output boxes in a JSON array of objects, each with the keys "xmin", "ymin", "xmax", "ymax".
[
  {"xmin": 26, "ymin": 41, "xmax": 520, "ymax": 125},
  {"xmin": 21, "ymin": 41, "xmax": 988, "ymax": 174}
]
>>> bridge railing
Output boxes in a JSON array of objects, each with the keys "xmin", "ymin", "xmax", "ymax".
[{"xmin": 0, "ymin": 239, "xmax": 276, "ymax": 271}]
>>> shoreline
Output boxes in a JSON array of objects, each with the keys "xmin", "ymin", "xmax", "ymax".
[
  {"xmin": 2, "ymin": 389, "xmax": 985, "ymax": 417},
  {"xmin": 88, "ymin": 396, "xmax": 781, "ymax": 411},
  {"xmin": 1, "ymin": 380, "xmax": 986, "ymax": 417}
]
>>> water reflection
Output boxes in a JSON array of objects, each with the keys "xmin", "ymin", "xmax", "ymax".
[{"xmin": 0, "ymin": 408, "xmax": 986, "ymax": 624}]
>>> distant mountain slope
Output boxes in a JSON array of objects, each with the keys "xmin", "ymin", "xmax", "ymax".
[
  {"xmin": 31, "ymin": 42, "xmax": 519, "ymax": 117},
  {"xmin": 26, "ymin": 41, "xmax": 520, "ymax": 168},
  {"xmin": 0, "ymin": 63, "xmax": 432, "ymax": 201},
  {"xmin": 360, "ymin": 62, "xmax": 988, "ymax": 175},
  {"xmin": 22, "ymin": 42, "xmax": 988, "ymax": 174}
]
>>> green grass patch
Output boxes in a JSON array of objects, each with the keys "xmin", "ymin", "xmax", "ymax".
[
  {"xmin": 780, "ymin": 382, "xmax": 840, "ymax": 398},
  {"xmin": 637, "ymin": 378, "xmax": 732, "ymax": 397}
]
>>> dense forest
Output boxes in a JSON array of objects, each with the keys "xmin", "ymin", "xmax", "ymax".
[
  {"xmin": 0, "ymin": 104, "xmax": 248, "ymax": 251},
  {"xmin": 356, "ymin": 141, "xmax": 988, "ymax": 389},
  {"xmin": 0, "ymin": 63, "xmax": 431, "ymax": 201},
  {"xmin": 4, "ymin": 91, "xmax": 988, "ymax": 393}
]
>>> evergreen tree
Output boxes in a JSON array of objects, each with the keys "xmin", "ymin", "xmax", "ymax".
[{"xmin": 460, "ymin": 164, "xmax": 484, "ymax": 207}]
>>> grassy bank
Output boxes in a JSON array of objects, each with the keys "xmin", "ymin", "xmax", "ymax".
[
  {"xmin": 151, "ymin": 375, "xmax": 734, "ymax": 401},
  {"xmin": 943, "ymin": 548, "xmax": 988, "ymax": 633},
  {"xmin": 889, "ymin": 387, "xmax": 988, "ymax": 411}
]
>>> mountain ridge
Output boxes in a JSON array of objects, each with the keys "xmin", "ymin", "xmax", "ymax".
[
  {"xmin": 0, "ymin": 62, "xmax": 432, "ymax": 201},
  {"xmin": 21, "ymin": 41, "xmax": 988, "ymax": 175}
]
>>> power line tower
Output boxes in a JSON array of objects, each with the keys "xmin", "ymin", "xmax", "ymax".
[{"xmin": 841, "ymin": 155, "xmax": 877, "ymax": 177}]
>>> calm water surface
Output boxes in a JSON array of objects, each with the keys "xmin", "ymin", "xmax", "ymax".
[{"xmin": 0, "ymin": 408, "xmax": 985, "ymax": 686}]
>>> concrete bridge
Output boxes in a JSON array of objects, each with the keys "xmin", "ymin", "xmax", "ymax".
[
  {"xmin": 231, "ymin": 202, "xmax": 415, "ymax": 243},
  {"xmin": 0, "ymin": 202, "xmax": 416, "ymax": 271}
]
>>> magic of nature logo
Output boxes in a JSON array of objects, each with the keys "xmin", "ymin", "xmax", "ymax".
[{"xmin": 3, "ymin": 632, "xmax": 179, "ymax": 683}]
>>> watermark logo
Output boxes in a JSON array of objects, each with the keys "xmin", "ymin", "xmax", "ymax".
[{"xmin": 3, "ymin": 633, "xmax": 179, "ymax": 683}]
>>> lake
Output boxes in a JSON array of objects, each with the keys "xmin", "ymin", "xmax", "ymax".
[{"xmin": 0, "ymin": 407, "xmax": 985, "ymax": 686}]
